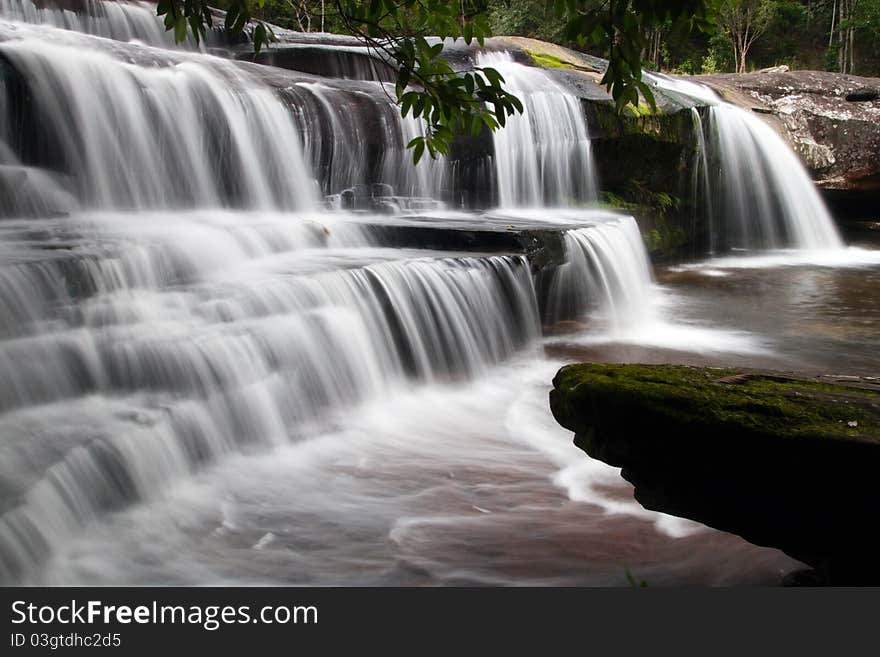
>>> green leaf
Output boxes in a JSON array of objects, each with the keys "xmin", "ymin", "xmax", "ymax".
[
  {"xmin": 253, "ymin": 23, "xmax": 267, "ymax": 55},
  {"xmin": 463, "ymin": 22, "xmax": 473, "ymax": 44},
  {"xmin": 174, "ymin": 15, "xmax": 187, "ymax": 43},
  {"xmin": 224, "ymin": 5, "xmax": 239, "ymax": 32},
  {"xmin": 470, "ymin": 113, "xmax": 482, "ymax": 137},
  {"xmin": 188, "ymin": 15, "xmax": 202, "ymax": 44},
  {"xmin": 412, "ymin": 140, "xmax": 425, "ymax": 165}
]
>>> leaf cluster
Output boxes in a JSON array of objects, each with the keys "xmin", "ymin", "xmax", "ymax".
[
  {"xmin": 560, "ymin": 0, "xmax": 720, "ymax": 111},
  {"xmin": 333, "ymin": 1, "xmax": 524, "ymax": 162}
]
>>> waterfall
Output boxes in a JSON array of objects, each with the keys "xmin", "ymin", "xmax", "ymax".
[
  {"xmin": 650, "ymin": 74, "xmax": 843, "ymax": 252},
  {"xmin": 2, "ymin": 1, "xmax": 834, "ymax": 585},
  {"xmin": 689, "ymin": 107, "xmax": 715, "ymax": 253},
  {"xmin": 0, "ymin": 207, "xmax": 542, "ymax": 581},
  {"xmin": 290, "ymin": 81, "xmax": 446, "ymax": 201},
  {"xmin": 0, "ymin": 0, "xmax": 212, "ymax": 47},
  {"xmin": 702, "ymin": 104, "xmax": 843, "ymax": 250},
  {"xmin": 0, "ymin": 27, "xmax": 318, "ymax": 211},
  {"xmin": 476, "ymin": 51, "xmax": 597, "ymax": 208},
  {"xmin": 545, "ymin": 215, "xmax": 657, "ymax": 333}
]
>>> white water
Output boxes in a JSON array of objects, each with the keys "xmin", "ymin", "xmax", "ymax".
[
  {"xmin": 546, "ymin": 215, "xmax": 658, "ymax": 332},
  {"xmin": 34, "ymin": 356, "xmax": 730, "ymax": 586},
  {"xmin": 294, "ymin": 81, "xmax": 446, "ymax": 200},
  {"xmin": 0, "ymin": 0, "xmax": 208, "ymax": 47},
  {"xmin": 648, "ymin": 74, "xmax": 844, "ymax": 252},
  {"xmin": 0, "ymin": 27, "xmax": 318, "ymax": 210},
  {"xmin": 476, "ymin": 52, "xmax": 597, "ymax": 207},
  {"xmin": 0, "ymin": 208, "xmax": 547, "ymax": 582},
  {"xmin": 0, "ymin": 5, "xmax": 846, "ymax": 585}
]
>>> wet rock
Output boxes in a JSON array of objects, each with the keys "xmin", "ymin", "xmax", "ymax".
[
  {"xmin": 236, "ymin": 45, "xmax": 397, "ymax": 83},
  {"xmin": 550, "ymin": 363, "xmax": 880, "ymax": 584},
  {"xmin": 0, "ymin": 165, "xmax": 74, "ymax": 218},
  {"xmin": 370, "ymin": 183, "xmax": 394, "ymax": 198}
]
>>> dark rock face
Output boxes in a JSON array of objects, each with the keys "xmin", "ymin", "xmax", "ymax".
[
  {"xmin": 550, "ymin": 363, "xmax": 880, "ymax": 584},
  {"xmin": 697, "ymin": 71, "xmax": 880, "ymax": 193},
  {"xmin": 237, "ymin": 45, "xmax": 397, "ymax": 83}
]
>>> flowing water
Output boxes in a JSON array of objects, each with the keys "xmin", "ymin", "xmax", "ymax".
[
  {"xmin": 1, "ymin": 3, "xmax": 877, "ymax": 585},
  {"xmin": 477, "ymin": 51, "xmax": 598, "ymax": 207},
  {"xmin": 648, "ymin": 73, "xmax": 844, "ymax": 252},
  {"xmin": 0, "ymin": 0, "xmax": 193, "ymax": 46}
]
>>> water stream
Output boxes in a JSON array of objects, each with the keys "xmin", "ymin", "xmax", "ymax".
[{"xmin": 1, "ymin": 2, "xmax": 876, "ymax": 585}]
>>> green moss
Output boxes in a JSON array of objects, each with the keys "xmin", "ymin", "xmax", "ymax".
[
  {"xmin": 598, "ymin": 183, "xmax": 685, "ymax": 258},
  {"xmin": 525, "ymin": 51, "xmax": 575, "ymax": 69},
  {"xmin": 597, "ymin": 191, "xmax": 641, "ymax": 213},
  {"xmin": 591, "ymin": 102, "xmax": 696, "ymax": 143},
  {"xmin": 626, "ymin": 102, "xmax": 655, "ymax": 117},
  {"xmin": 642, "ymin": 217, "xmax": 687, "ymax": 257},
  {"xmin": 553, "ymin": 364, "xmax": 880, "ymax": 442}
]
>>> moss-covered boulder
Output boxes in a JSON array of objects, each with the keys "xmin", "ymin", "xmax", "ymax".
[{"xmin": 550, "ymin": 363, "xmax": 880, "ymax": 584}]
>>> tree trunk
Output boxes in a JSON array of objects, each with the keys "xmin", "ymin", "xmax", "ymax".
[
  {"xmin": 829, "ymin": 0, "xmax": 836, "ymax": 48},
  {"xmin": 651, "ymin": 29, "xmax": 661, "ymax": 70},
  {"xmin": 849, "ymin": 0, "xmax": 857, "ymax": 73}
]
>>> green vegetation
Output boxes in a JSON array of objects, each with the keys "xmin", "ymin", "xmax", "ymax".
[
  {"xmin": 489, "ymin": 1, "xmax": 880, "ymax": 76},
  {"xmin": 600, "ymin": 183, "xmax": 686, "ymax": 258}
]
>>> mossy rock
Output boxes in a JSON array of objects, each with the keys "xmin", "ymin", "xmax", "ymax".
[
  {"xmin": 552, "ymin": 364, "xmax": 880, "ymax": 443},
  {"xmin": 525, "ymin": 51, "xmax": 576, "ymax": 70},
  {"xmin": 550, "ymin": 363, "xmax": 880, "ymax": 583}
]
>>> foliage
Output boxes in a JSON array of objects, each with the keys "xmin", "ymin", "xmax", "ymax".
[
  {"xmin": 157, "ymin": 1, "xmax": 523, "ymax": 161},
  {"xmin": 677, "ymin": 58, "xmax": 698, "ymax": 74},
  {"xmin": 718, "ymin": 0, "xmax": 778, "ymax": 72},
  {"xmin": 700, "ymin": 50, "xmax": 720, "ymax": 73},
  {"xmin": 824, "ymin": 46, "xmax": 840, "ymax": 72},
  {"xmin": 560, "ymin": 0, "xmax": 720, "ymax": 111},
  {"xmin": 329, "ymin": 1, "xmax": 526, "ymax": 163},
  {"xmin": 156, "ymin": 0, "xmax": 719, "ymax": 161},
  {"xmin": 486, "ymin": 0, "xmax": 569, "ymax": 45},
  {"xmin": 600, "ymin": 180, "xmax": 685, "ymax": 257}
]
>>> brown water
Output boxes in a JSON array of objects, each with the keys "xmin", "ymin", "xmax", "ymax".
[{"xmin": 38, "ymin": 356, "xmax": 801, "ymax": 586}]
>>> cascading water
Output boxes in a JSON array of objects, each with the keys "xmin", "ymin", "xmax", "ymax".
[
  {"xmin": 290, "ymin": 80, "xmax": 445, "ymax": 201},
  {"xmin": 0, "ymin": 0, "xmax": 220, "ymax": 47},
  {"xmin": 546, "ymin": 215, "xmax": 657, "ymax": 334},
  {"xmin": 0, "ymin": 209, "xmax": 543, "ymax": 582},
  {"xmin": 476, "ymin": 51, "xmax": 598, "ymax": 207},
  {"xmin": 0, "ymin": 25, "xmax": 318, "ymax": 210},
  {"xmin": 0, "ymin": 2, "xmax": 830, "ymax": 586},
  {"xmin": 703, "ymin": 104, "xmax": 843, "ymax": 250},
  {"xmin": 3, "ymin": 0, "xmax": 184, "ymax": 45},
  {"xmin": 649, "ymin": 74, "xmax": 843, "ymax": 252}
]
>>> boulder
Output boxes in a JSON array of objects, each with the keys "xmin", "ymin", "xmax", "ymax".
[{"xmin": 550, "ymin": 363, "xmax": 880, "ymax": 584}]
